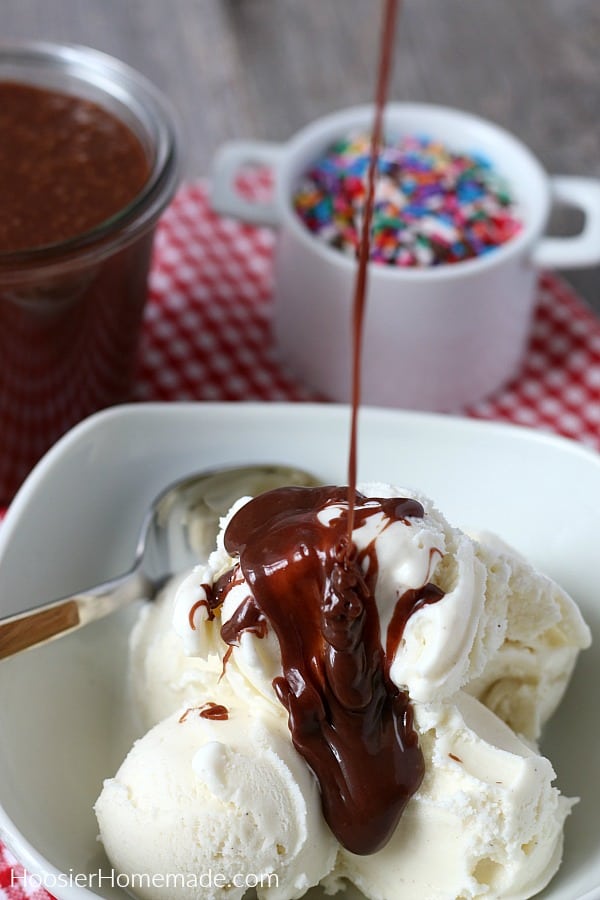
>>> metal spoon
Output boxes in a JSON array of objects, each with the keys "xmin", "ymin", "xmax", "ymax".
[{"xmin": 0, "ymin": 463, "xmax": 319, "ymax": 661}]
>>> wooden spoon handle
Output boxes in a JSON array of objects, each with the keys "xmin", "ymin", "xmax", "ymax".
[
  {"xmin": 0, "ymin": 569, "xmax": 153, "ymax": 661},
  {"xmin": 0, "ymin": 600, "xmax": 80, "ymax": 659}
]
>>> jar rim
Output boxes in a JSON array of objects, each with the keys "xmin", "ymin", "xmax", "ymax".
[{"xmin": 0, "ymin": 40, "xmax": 181, "ymax": 272}]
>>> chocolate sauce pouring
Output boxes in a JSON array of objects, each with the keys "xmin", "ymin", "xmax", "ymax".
[
  {"xmin": 217, "ymin": 0, "xmax": 444, "ymax": 857},
  {"xmin": 346, "ymin": 0, "xmax": 400, "ymax": 538}
]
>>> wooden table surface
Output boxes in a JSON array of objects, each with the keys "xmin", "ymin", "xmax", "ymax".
[{"xmin": 4, "ymin": 0, "xmax": 600, "ymax": 308}]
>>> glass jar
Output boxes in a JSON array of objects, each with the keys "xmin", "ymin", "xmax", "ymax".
[{"xmin": 0, "ymin": 41, "xmax": 180, "ymax": 504}]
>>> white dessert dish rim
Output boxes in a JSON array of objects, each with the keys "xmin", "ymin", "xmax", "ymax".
[{"xmin": 0, "ymin": 401, "xmax": 599, "ymax": 900}]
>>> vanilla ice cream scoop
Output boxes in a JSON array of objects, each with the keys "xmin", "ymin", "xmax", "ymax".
[
  {"xmin": 465, "ymin": 530, "xmax": 591, "ymax": 741},
  {"xmin": 95, "ymin": 702, "xmax": 337, "ymax": 900},
  {"xmin": 169, "ymin": 483, "xmax": 589, "ymax": 731},
  {"xmin": 172, "ymin": 483, "xmax": 493, "ymax": 712},
  {"xmin": 129, "ymin": 570, "xmax": 228, "ymax": 732},
  {"xmin": 338, "ymin": 692, "xmax": 572, "ymax": 900}
]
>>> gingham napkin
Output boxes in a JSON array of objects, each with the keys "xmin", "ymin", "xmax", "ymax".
[{"xmin": 1, "ymin": 177, "xmax": 600, "ymax": 899}]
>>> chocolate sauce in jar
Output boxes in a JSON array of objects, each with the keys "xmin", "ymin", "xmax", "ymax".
[
  {"xmin": 0, "ymin": 48, "xmax": 179, "ymax": 505},
  {"xmin": 0, "ymin": 82, "xmax": 150, "ymax": 253}
]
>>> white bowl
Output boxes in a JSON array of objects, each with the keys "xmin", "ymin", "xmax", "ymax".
[{"xmin": 0, "ymin": 402, "xmax": 599, "ymax": 899}]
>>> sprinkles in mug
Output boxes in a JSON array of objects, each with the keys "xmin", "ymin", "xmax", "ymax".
[{"xmin": 293, "ymin": 132, "xmax": 522, "ymax": 267}]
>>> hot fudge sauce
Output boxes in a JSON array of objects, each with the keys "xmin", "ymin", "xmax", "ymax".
[
  {"xmin": 0, "ymin": 82, "xmax": 150, "ymax": 252},
  {"xmin": 217, "ymin": 486, "xmax": 443, "ymax": 854},
  {"xmin": 208, "ymin": 0, "xmax": 429, "ymax": 857}
]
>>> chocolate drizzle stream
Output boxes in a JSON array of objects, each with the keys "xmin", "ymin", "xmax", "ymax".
[
  {"xmin": 346, "ymin": 0, "xmax": 400, "ymax": 543},
  {"xmin": 214, "ymin": 0, "xmax": 435, "ymax": 859},
  {"xmin": 213, "ymin": 0, "xmax": 430, "ymax": 857},
  {"xmin": 222, "ymin": 486, "xmax": 443, "ymax": 855}
]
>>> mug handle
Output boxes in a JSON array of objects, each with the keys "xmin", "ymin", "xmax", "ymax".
[
  {"xmin": 210, "ymin": 140, "xmax": 285, "ymax": 227},
  {"xmin": 532, "ymin": 176, "xmax": 600, "ymax": 269}
]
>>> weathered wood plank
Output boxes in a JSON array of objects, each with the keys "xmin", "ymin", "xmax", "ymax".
[{"xmin": 3, "ymin": 0, "xmax": 599, "ymax": 304}]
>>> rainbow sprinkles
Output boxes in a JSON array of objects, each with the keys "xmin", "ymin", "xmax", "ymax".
[{"xmin": 293, "ymin": 132, "xmax": 522, "ymax": 268}]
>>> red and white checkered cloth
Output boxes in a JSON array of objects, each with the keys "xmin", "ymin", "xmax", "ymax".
[{"xmin": 1, "ymin": 176, "xmax": 600, "ymax": 898}]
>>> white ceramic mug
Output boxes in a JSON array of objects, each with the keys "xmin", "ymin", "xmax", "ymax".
[{"xmin": 211, "ymin": 104, "xmax": 600, "ymax": 411}]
